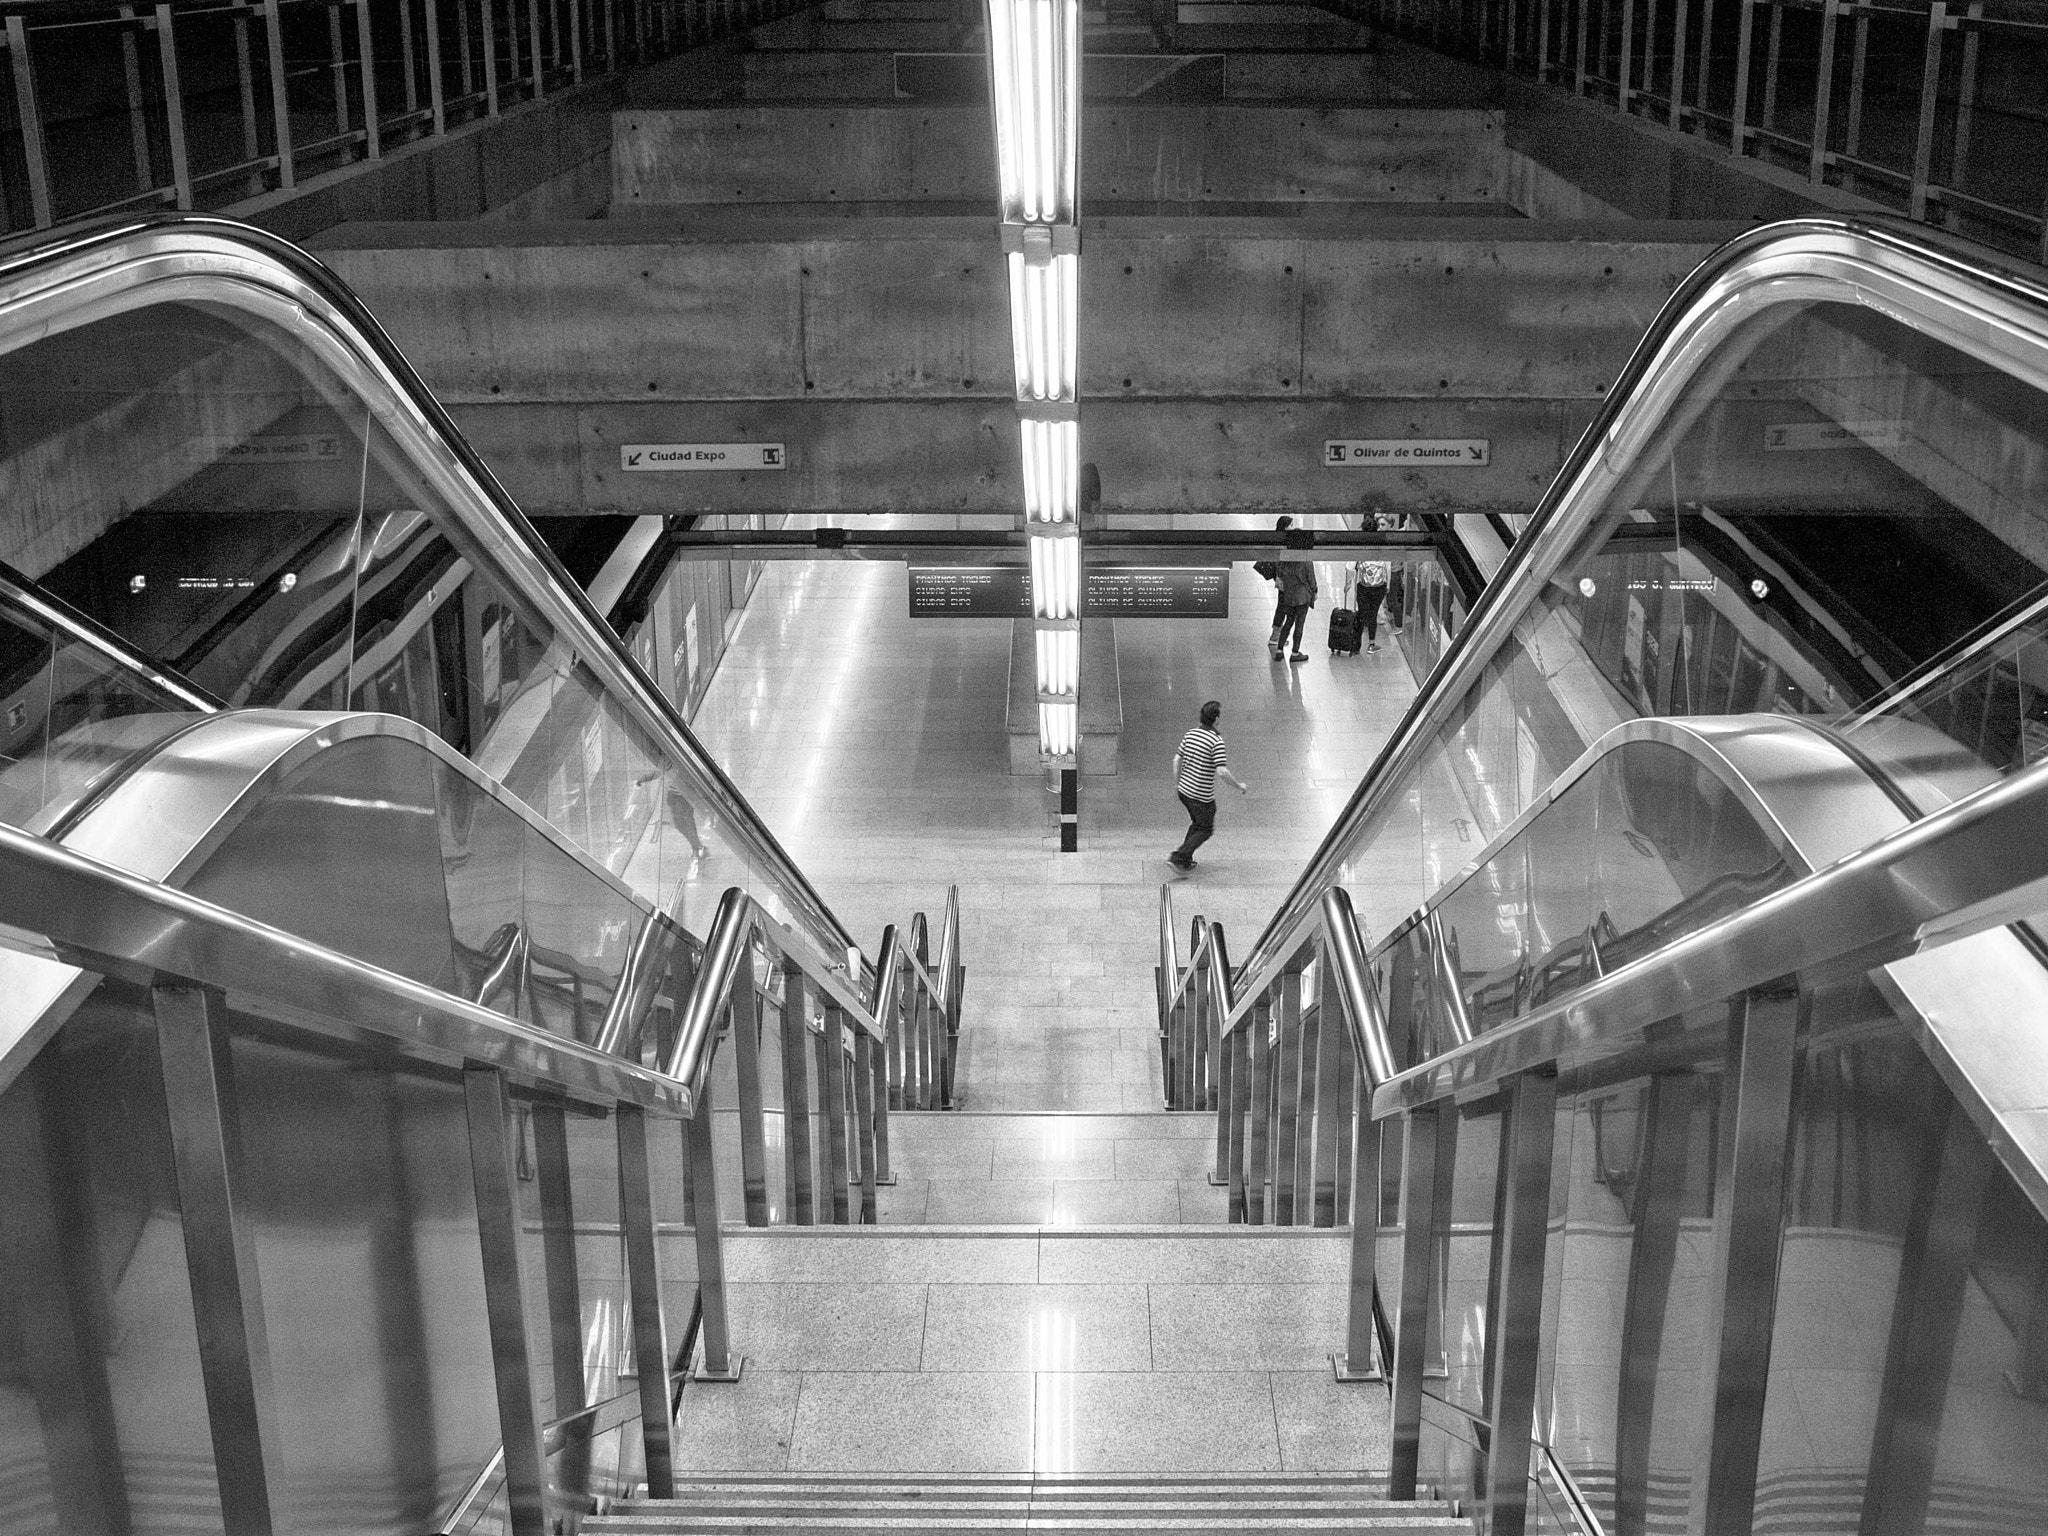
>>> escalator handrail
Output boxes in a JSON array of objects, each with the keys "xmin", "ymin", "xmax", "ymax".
[
  {"xmin": 0, "ymin": 815, "xmax": 693, "ymax": 1116},
  {"xmin": 1231, "ymin": 215, "xmax": 2048, "ymax": 995},
  {"xmin": 0, "ymin": 561, "xmax": 220, "ymax": 712},
  {"xmin": 0, "ymin": 214, "xmax": 864, "ymax": 980},
  {"xmin": 1370, "ymin": 733, "xmax": 2048, "ymax": 1125}
]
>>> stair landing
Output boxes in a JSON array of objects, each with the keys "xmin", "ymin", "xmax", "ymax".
[{"xmin": 678, "ymin": 1225, "xmax": 1386, "ymax": 1477}]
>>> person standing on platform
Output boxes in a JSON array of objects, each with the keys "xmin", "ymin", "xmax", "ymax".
[
  {"xmin": 1352, "ymin": 538, "xmax": 1391, "ymax": 654},
  {"xmin": 1256, "ymin": 515, "xmax": 1293, "ymax": 652},
  {"xmin": 1270, "ymin": 532, "xmax": 1319, "ymax": 663},
  {"xmin": 1168, "ymin": 700, "xmax": 1249, "ymax": 871}
]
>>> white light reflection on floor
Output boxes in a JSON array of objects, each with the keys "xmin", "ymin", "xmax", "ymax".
[{"xmin": 1030, "ymin": 1310, "xmax": 1081, "ymax": 1472}]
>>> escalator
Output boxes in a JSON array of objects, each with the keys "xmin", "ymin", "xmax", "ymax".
[
  {"xmin": 1163, "ymin": 217, "xmax": 2048, "ymax": 1535},
  {"xmin": 0, "ymin": 218, "xmax": 959, "ymax": 1536}
]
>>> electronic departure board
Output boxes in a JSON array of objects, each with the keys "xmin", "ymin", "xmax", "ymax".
[
  {"xmin": 1084, "ymin": 566, "xmax": 1230, "ymax": 617},
  {"xmin": 906, "ymin": 566, "xmax": 1032, "ymax": 617},
  {"xmin": 907, "ymin": 565, "xmax": 1231, "ymax": 618}
]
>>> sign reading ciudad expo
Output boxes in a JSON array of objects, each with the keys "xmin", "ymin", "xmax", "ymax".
[
  {"xmin": 907, "ymin": 566, "xmax": 1232, "ymax": 619},
  {"xmin": 620, "ymin": 443, "xmax": 787, "ymax": 472},
  {"xmin": 1325, "ymin": 439, "xmax": 1490, "ymax": 467}
]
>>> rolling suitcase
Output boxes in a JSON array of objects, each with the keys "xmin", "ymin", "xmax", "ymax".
[{"xmin": 1328, "ymin": 608, "xmax": 1363, "ymax": 656}]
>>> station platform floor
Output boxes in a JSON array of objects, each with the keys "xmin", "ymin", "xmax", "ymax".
[{"xmin": 689, "ymin": 550, "xmax": 1419, "ymax": 1115}]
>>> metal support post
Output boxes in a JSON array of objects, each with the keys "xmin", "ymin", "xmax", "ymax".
[
  {"xmin": 1390, "ymin": 1104, "xmax": 1453, "ymax": 1498},
  {"xmin": 1312, "ymin": 952, "xmax": 1346, "ymax": 1226},
  {"xmin": 1808, "ymin": 0, "xmax": 1840, "ymax": 183},
  {"xmin": 1059, "ymin": 766, "xmax": 1079, "ymax": 851},
  {"xmin": 356, "ymin": 0, "xmax": 382, "ymax": 157},
  {"xmin": 528, "ymin": 0, "xmax": 544, "ymax": 96},
  {"xmin": 1273, "ymin": 968, "xmax": 1304, "ymax": 1225},
  {"xmin": 119, "ymin": 7, "xmax": 153, "ymax": 193},
  {"xmin": 5, "ymin": 16, "xmax": 54, "ymax": 227},
  {"xmin": 1759, "ymin": 0, "xmax": 1784, "ymax": 131},
  {"xmin": 1907, "ymin": 2, "xmax": 1946, "ymax": 220},
  {"xmin": 820, "ymin": 1003, "xmax": 852, "ymax": 1223},
  {"xmin": 685, "ymin": 1084, "xmax": 744, "ymax": 1381},
  {"xmin": 482, "ymin": 0, "xmax": 500, "ymax": 113},
  {"xmin": 853, "ymin": 1032, "xmax": 880, "ymax": 1223},
  {"xmin": 399, "ymin": 0, "xmax": 420, "ymax": 111},
  {"xmin": 1618, "ymin": 0, "xmax": 1635, "ymax": 112},
  {"xmin": 327, "ymin": 2, "xmax": 350, "ymax": 135},
  {"xmin": 1614, "ymin": 1072, "xmax": 1695, "ymax": 1536},
  {"xmin": 1483, "ymin": 1070, "xmax": 1558, "ymax": 1536},
  {"xmin": 154, "ymin": 984, "xmax": 286, "ymax": 1536},
  {"xmin": 1729, "ymin": 0, "xmax": 1756, "ymax": 156},
  {"xmin": 461, "ymin": 1065, "xmax": 548, "ymax": 1536},
  {"xmin": 1693, "ymin": 0, "xmax": 1716, "ymax": 132},
  {"xmin": 1685, "ymin": 984, "xmax": 1804, "ymax": 1536},
  {"xmin": 153, "ymin": 7, "xmax": 193, "ymax": 209},
  {"xmin": 233, "ymin": 4, "xmax": 262, "ymax": 168},
  {"xmin": 1333, "ymin": 1057, "xmax": 1383, "ymax": 1381},
  {"xmin": 529, "ymin": 1103, "xmax": 586, "ymax": 1468},
  {"xmin": 616, "ymin": 1104, "xmax": 677, "ymax": 1495},
  {"xmin": 425, "ymin": 0, "xmax": 447, "ymax": 132},
  {"xmin": 261, "ymin": 0, "xmax": 294, "ymax": 187},
  {"xmin": 1859, "ymin": 1098, "xmax": 1993, "ymax": 1536},
  {"xmin": 870, "ymin": 1031, "xmax": 894, "ymax": 1186},
  {"xmin": 1945, "ymin": 0, "xmax": 1982, "ymax": 228},
  {"xmin": 1247, "ymin": 989, "xmax": 1274, "ymax": 1224},
  {"xmin": 781, "ymin": 961, "xmax": 816, "ymax": 1224},
  {"xmin": 1668, "ymin": 0, "xmax": 1690, "ymax": 127},
  {"xmin": 1225, "ymin": 1028, "xmax": 1251, "ymax": 1221},
  {"xmin": 729, "ymin": 941, "xmax": 770, "ymax": 1226}
]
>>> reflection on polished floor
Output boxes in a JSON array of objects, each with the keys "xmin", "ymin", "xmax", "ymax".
[{"xmin": 689, "ymin": 543, "xmax": 1418, "ymax": 1114}]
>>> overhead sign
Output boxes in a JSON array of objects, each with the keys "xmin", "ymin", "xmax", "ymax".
[
  {"xmin": 908, "ymin": 566, "xmax": 1031, "ymax": 617},
  {"xmin": 1763, "ymin": 420, "xmax": 1903, "ymax": 452},
  {"xmin": 1325, "ymin": 439, "xmax": 1490, "ymax": 467},
  {"xmin": 620, "ymin": 443, "xmax": 786, "ymax": 472},
  {"xmin": 1084, "ymin": 566, "xmax": 1230, "ymax": 618}
]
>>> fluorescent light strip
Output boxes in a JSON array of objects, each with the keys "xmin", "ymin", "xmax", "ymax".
[
  {"xmin": 1007, "ymin": 251, "xmax": 1031, "ymax": 399},
  {"xmin": 1038, "ymin": 699, "xmax": 1077, "ymax": 757},
  {"xmin": 1035, "ymin": 627, "xmax": 1078, "ymax": 695},
  {"xmin": 987, "ymin": 0, "xmax": 1076, "ymax": 223},
  {"xmin": 989, "ymin": 0, "xmax": 1021, "ymax": 218}
]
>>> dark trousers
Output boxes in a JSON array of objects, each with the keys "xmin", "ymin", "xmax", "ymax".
[
  {"xmin": 1275, "ymin": 602, "xmax": 1311, "ymax": 653},
  {"xmin": 1174, "ymin": 793, "xmax": 1217, "ymax": 860},
  {"xmin": 1356, "ymin": 583, "xmax": 1387, "ymax": 642},
  {"xmin": 1386, "ymin": 568, "xmax": 1406, "ymax": 630}
]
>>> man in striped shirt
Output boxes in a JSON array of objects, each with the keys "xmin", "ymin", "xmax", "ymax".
[{"xmin": 1168, "ymin": 700, "xmax": 1250, "ymax": 871}]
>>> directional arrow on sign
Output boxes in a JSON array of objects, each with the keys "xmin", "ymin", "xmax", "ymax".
[{"xmin": 626, "ymin": 451, "xmax": 643, "ymax": 467}]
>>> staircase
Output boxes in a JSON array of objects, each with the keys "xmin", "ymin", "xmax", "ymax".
[{"xmin": 587, "ymin": 1473, "xmax": 1466, "ymax": 1532}]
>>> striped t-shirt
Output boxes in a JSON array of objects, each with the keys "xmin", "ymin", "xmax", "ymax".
[{"xmin": 1176, "ymin": 727, "xmax": 1228, "ymax": 800}]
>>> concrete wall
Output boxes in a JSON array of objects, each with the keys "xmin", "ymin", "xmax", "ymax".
[
  {"xmin": 315, "ymin": 217, "xmax": 1732, "ymax": 514},
  {"xmin": 228, "ymin": 86, "xmax": 618, "ymax": 242},
  {"xmin": 612, "ymin": 105, "xmax": 1505, "ymax": 207}
]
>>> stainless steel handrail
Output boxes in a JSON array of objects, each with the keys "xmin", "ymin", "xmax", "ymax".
[
  {"xmin": 0, "ymin": 214, "xmax": 865, "ymax": 981},
  {"xmin": 1229, "ymin": 216, "xmax": 2048, "ymax": 1005},
  {"xmin": 873, "ymin": 893, "xmax": 962, "ymax": 1109},
  {"xmin": 0, "ymin": 817, "xmax": 693, "ymax": 1114},
  {"xmin": 0, "ymin": 561, "xmax": 219, "ymax": 712},
  {"xmin": 1371, "ymin": 738, "xmax": 2048, "ymax": 1130}
]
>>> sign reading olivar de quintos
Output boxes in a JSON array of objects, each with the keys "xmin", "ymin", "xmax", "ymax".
[
  {"xmin": 1324, "ymin": 439, "xmax": 1491, "ymax": 467},
  {"xmin": 620, "ymin": 443, "xmax": 787, "ymax": 471}
]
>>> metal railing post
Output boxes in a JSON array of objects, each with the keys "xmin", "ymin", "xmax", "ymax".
[
  {"xmin": 1389, "ymin": 1103, "xmax": 1451, "ymax": 1499},
  {"xmin": 154, "ymin": 7, "xmax": 193, "ymax": 209},
  {"xmin": 154, "ymin": 982, "xmax": 287, "ymax": 1536},
  {"xmin": 854, "ymin": 1032, "xmax": 880, "ymax": 1223},
  {"xmin": 1226, "ymin": 1026, "xmax": 1251, "ymax": 1221},
  {"xmin": 870, "ymin": 1028, "xmax": 894, "ymax": 1186},
  {"xmin": 119, "ymin": 6, "xmax": 153, "ymax": 193},
  {"xmin": 820, "ymin": 1002, "xmax": 853, "ymax": 1222},
  {"xmin": 461, "ymin": 1065, "xmax": 549, "ymax": 1535},
  {"xmin": 1668, "ymin": 0, "xmax": 1689, "ymax": 127},
  {"xmin": 1692, "ymin": 0, "xmax": 1715, "ymax": 132},
  {"xmin": 482, "ymin": 0, "xmax": 500, "ymax": 114},
  {"xmin": 1807, "ymin": 0, "xmax": 1839, "ymax": 184},
  {"xmin": 1908, "ymin": 1, "xmax": 1948, "ymax": 221},
  {"xmin": 356, "ymin": 0, "xmax": 382, "ymax": 158},
  {"xmin": 1247, "ymin": 987, "xmax": 1274, "ymax": 1223},
  {"xmin": 1272, "ymin": 967, "xmax": 1304, "ymax": 1225},
  {"xmin": 780, "ymin": 959, "xmax": 816, "ymax": 1224},
  {"xmin": 399, "ymin": 0, "xmax": 420, "ymax": 112},
  {"xmin": 426, "ymin": 0, "xmax": 447, "ymax": 133},
  {"xmin": 875, "ymin": 925, "xmax": 904, "ymax": 1108},
  {"xmin": 686, "ymin": 1083, "xmax": 745, "ymax": 1380},
  {"xmin": 1729, "ymin": 0, "xmax": 1756, "ymax": 157},
  {"xmin": 1759, "ymin": 0, "xmax": 1784, "ymax": 132},
  {"xmin": 615, "ymin": 1103, "xmax": 676, "ymax": 1496},
  {"xmin": 1311, "ymin": 946, "xmax": 1346, "ymax": 1225},
  {"xmin": 1482, "ymin": 1069, "xmax": 1559, "ymax": 1536},
  {"xmin": 261, "ymin": 0, "xmax": 295, "ymax": 188},
  {"xmin": 1685, "ymin": 983, "xmax": 1804, "ymax": 1535},
  {"xmin": 730, "ymin": 938, "xmax": 771, "ymax": 1226},
  {"xmin": 4, "ymin": 16, "xmax": 54, "ymax": 228}
]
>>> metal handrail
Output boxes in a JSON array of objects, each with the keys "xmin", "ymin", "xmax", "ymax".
[
  {"xmin": 0, "ymin": 215, "xmax": 867, "ymax": 986},
  {"xmin": 872, "ymin": 885, "xmax": 963, "ymax": 1109},
  {"xmin": 1226, "ymin": 216, "xmax": 2048, "ymax": 1016},
  {"xmin": 0, "ymin": 560, "xmax": 220, "ymax": 711},
  {"xmin": 1371, "ymin": 737, "xmax": 2048, "ymax": 1124},
  {"xmin": 0, "ymin": 816, "xmax": 691, "ymax": 1115}
]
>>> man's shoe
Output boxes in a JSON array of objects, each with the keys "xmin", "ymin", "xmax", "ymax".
[
  {"xmin": 1289, "ymin": 651, "xmax": 1308, "ymax": 661},
  {"xmin": 1166, "ymin": 853, "xmax": 1192, "ymax": 870},
  {"xmin": 1366, "ymin": 642, "xmax": 1380, "ymax": 652}
]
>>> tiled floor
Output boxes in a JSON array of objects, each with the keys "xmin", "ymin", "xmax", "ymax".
[
  {"xmin": 676, "ymin": 1227, "xmax": 1390, "ymax": 1474},
  {"xmin": 689, "ymin": 534, "xmax": 1418, "ymax": 1113}
]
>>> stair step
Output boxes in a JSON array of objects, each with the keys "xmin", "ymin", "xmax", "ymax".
[
  {"xmin": 600, "ymin": 1500, "xmax": 1432, "ymax": 1513},
  {"xmin": 628, "ymin": 1488, "xmax": 1409, "ymax": 1503},
  {"xmin": 588, "ymin": 1520, "xmax": 1464, "ymax": 1534}
]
